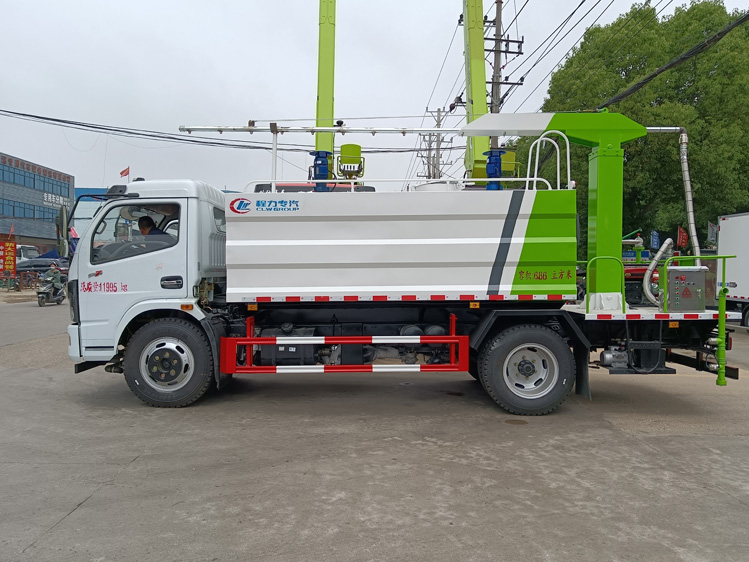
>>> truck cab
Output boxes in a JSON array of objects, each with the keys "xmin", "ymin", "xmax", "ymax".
[
  {"xmin": 67, "ymin": 180, "xmax": 227, "ymax": 379},
  {"xmin": 16, "ymin": 244, "xmax": 39, "ymax": 262}
]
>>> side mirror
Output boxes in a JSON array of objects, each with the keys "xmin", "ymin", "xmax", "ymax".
[{"xmin": 56, "ymin": 206, "xmax": 69, "ymax": 258}]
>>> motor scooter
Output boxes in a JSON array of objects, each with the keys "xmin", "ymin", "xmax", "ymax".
[{"xmin": 37, "ymin": 280, "xmax": 65, "ymax": 307}]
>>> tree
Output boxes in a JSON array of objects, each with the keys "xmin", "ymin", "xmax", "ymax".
[{"xmin": 521, "ymin": 1, "xmax": 749, "ymax": 255}]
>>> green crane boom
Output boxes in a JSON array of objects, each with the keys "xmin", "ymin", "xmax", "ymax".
[
  {"xmin": 462, "ymin": 0, "xmax": 490, "ymax": 179},
  {"xmin": 315, "ymin": 0, "xmax": 336, "ymax": 156}
]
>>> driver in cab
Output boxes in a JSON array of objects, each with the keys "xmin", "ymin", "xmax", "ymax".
[{"xmin": 138, "ymin": 216, "xmax": 166, "ymax": 237}]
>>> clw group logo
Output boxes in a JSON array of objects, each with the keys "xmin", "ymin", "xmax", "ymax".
[{"xmin": 229, "ymin": 198, "xmax": 252, "ymax": 214}]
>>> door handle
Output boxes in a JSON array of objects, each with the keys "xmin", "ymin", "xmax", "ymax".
[{"xmin": 161, "ymin": 276, "xmax": 183, "ymax": 289}]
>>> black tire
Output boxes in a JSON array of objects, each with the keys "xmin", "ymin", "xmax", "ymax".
[
  {"xmin": 123, "ymin": 318, "xmax": 214, "ymax": 408},
  {"xmin": 742, "ymin": 306, "xmax": 749, "ymax": 328},
  {"xmin": 478, "ymin": 324, "xmax": 575, "ymax": 415},
  {"xmin": 37, "ymin": 295, "xmax": 45, "ymax": 307}
]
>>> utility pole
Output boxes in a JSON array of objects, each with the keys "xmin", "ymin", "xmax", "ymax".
[
  {"xmin": 419, "ymin": 108, "xmax": 444, "ymax": 180},
  {"xmin": 434, "ymin": 107, "xmax": 442, "ymax": 179},
  {"xmin": 490, "ymin": 1, "xmax": 502, "ymax": 150}
]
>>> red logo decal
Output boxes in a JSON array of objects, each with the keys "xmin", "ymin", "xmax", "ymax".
[{"xmin": 229, "ymin": 198, "xmax": 252, "ymax": 214}]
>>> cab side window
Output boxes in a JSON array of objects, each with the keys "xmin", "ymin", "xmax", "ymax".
[
  {"xmin": 213, "ymin": 207, "xmax": 226, "ymax": 233},
  {"xmin": 91, "ymin": 203, "xmax": 180, "ymax": 264}
]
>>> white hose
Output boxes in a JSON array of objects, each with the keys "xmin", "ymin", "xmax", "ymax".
[
  {"xmin": 643, "ymin": 238, "xmax": 674, "ymax": 306},
  {"xmin": 679, "ymin": 131, "xmax": 701, "ymax": 266},
  {"xmin": 645, "ymin": 127, "xmax": 701, "ymax": 266}
]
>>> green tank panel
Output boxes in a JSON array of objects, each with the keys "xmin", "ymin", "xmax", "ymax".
[{"xmin": 511, "ymin": 189, "xmax": 578, "ymax": 296}]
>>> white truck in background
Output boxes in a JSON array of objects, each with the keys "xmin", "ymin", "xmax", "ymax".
[
  {"xmin": 16, "ymin": 244, "xmax": 39, "ymax": 262},
  {"xmin": 717, "ymin": 212, "xmax": 749, "ymax": 325}
]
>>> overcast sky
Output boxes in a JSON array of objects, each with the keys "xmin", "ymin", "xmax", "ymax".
[{"xmin": 1, "ymin": 0, "xmax": 744, "ymax": 191}]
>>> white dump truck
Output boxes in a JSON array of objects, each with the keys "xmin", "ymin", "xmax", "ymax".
[{"xmin": 64, "ymin": 113, "xmax": 739, "ymax": 414}]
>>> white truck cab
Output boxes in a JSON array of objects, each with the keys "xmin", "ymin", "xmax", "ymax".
[
  {"xmin": 16, "ymin": 244, "xmax": 39, "ymax": 262},
  {"xmin": 67, "ymin": 180, "xmax": 226, "ymax": 381}
]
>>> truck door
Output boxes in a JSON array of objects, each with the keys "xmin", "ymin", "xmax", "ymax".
[{"xmin": 76, "ymin": 199, "xmax": 188, "ymax": 349}]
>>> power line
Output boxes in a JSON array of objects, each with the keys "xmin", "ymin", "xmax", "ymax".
[
  {"xmin": 600, "ymin": 9, "xmax": 749, "ymax": 108},
  {"xmin": 550, "ymin": 0, "xmax": 655, "ymax": 108},
  {"xmin": 404, "ymin": 25, "xmax": 461, "ymax": 181},
  {"xmin": 501, "ymin": 0, "xmax": 592, "ymax": 109},
  {"xmin": 0, "ymin": 108, "xmax": 463, "ymax": 155},
  {"xmin": 441, "ymin": 1, "xmax": 508, "ymax": 115},
  {"xmin": 426, "ymin": 24, "xmax": 461, "ymax": 110},
  {"xmin": 507, "ymin": 0, "xmax": 617, "ymax": 111},
  {"xmin": 560, "ymin": 0, "xmax": 675, "ymax": 109},
  {"xmin": 504, "ymin": 0, "xmax": 586, "ymax": 80},
  {"xmin": 504, "ymin": 0, "xmax": 531, "ymax": 31}
]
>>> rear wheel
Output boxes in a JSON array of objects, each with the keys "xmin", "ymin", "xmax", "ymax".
[
  {"xmin": 478, "ymin": 324, "xmax": 575, "ymax": 415},
  {"xmin": 123, "ymin": 318, "xmax": 213, "ymax": 407}
]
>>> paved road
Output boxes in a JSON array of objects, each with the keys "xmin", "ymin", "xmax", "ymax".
[
  {"xmin": 0, "ymin": 299, "xmax": 70, "ymax": 346},
  {"xmin": 1, "ymin": 303, "xmax": 748, "ymax": 562}
]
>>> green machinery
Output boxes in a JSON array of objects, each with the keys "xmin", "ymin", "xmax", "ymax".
[
  {"xmin": 462, "ymin": 0, "xmax": 490, "ymax": 179},
  {"xmin": 312, "ymin": 0, "xmax": 364, "ymax": 182}
]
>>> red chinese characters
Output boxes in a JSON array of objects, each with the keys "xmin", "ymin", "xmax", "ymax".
[
  {"xmin": 79, "ymin": 281, "xmax": 128, "ymax": 293},
  {"xmin": 1, "ymin": 242, "xmax": 16, "ymax": 276}
]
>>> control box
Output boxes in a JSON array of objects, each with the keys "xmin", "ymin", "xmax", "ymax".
[{"xmin": 665, "ymin": 266, "xmax": 707, "ymax": 312}]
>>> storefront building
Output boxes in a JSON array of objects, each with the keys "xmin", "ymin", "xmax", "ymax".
[{"xmin": 0, "ymin": 151, "xmax": 74, "ymax": 253}]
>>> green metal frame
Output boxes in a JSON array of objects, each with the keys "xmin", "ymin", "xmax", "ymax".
[
  {"xmin": 584, "ymin": 256, "xmax": 626, "ymax": 314},
  {"xmin": 660, "ymin": 254, "xmax": 736, "ymax": 387},
  {"xmin": 546, "ymin": 111, "xmax": 647, "ymax": 298}
]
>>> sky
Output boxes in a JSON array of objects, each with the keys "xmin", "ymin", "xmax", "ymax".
[{"xmin": 0, "ymin": 0, "xmax": 745, "ymax": 192}]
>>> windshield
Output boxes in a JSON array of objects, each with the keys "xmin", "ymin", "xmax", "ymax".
[
  {"xmin": 70, "ymin": 197, "xmax": 107, "ymax": 240},
  {"xmin": 19, "ymin": 246, "xmax": 39, "ymax": 259}
]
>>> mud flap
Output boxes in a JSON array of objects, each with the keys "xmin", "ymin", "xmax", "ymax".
[{"xmin": 574, "ymin": 343, "xmax": 592, "ymax": 400}]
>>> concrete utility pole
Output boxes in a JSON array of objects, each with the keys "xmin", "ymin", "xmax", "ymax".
[
  {"xmin": 421, "ymin": 108, "xmax": 444, "ymax": 179},
  {"xmin": 434, "ymin": 107, "xmax": 442, "ymax": 179},
  {"xmin": 490, "ymin": 0, "xmax": 502, "ymax": 150}
]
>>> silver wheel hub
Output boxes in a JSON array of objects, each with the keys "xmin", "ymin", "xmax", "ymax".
[
  {"xmin": 139, "ymin": 337, "xmax": 195, "ymax": 392},
  {"xmin": 502, "ymin": 343, "xmax": 559, "ymax": 399}
]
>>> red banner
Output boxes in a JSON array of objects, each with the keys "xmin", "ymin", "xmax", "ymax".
[
  {"xmin": 677, "ymin": 226, "xmax": 688, "ymax": 249},
  {"xmin": 0, "ymin": 241, "xmax": 16, "ymax": 276}
]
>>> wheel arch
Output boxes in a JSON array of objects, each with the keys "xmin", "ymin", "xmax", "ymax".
[
  {"xmin": 469, "ymin": 309, "xmax": 592, "ymax": 400},
  {"xmin": 118, "ymin": 308, "xmax": 203, "ymax": 349},
  {"xmin": 469, "ymin": 309, "xmax": 591, "ymax": 350}
]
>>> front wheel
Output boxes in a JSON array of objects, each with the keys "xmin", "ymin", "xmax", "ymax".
[
  {"xmin": 37, "ymin": 295, "xmax": 46, "ymax": 307},
  {"xmin": 478, "ymin": 324, "xmax": 575, "ymax": 415},
  {"xmin": 123, "ymin": 318, "xmax": 214, "ymax": 407}
]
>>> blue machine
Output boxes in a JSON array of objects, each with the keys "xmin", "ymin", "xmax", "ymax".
[
  {"xmin": 309, "ymin": 150, "xmax": 332, "ymax": 191},
  {"xmin": 483, "ymin": 150, "xmax": 506, "ymax": 190}
]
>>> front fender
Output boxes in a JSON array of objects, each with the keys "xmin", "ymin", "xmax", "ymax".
[{"xmin": 116, "ymin": 299, "xmax": 206, "ymax": 345}]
